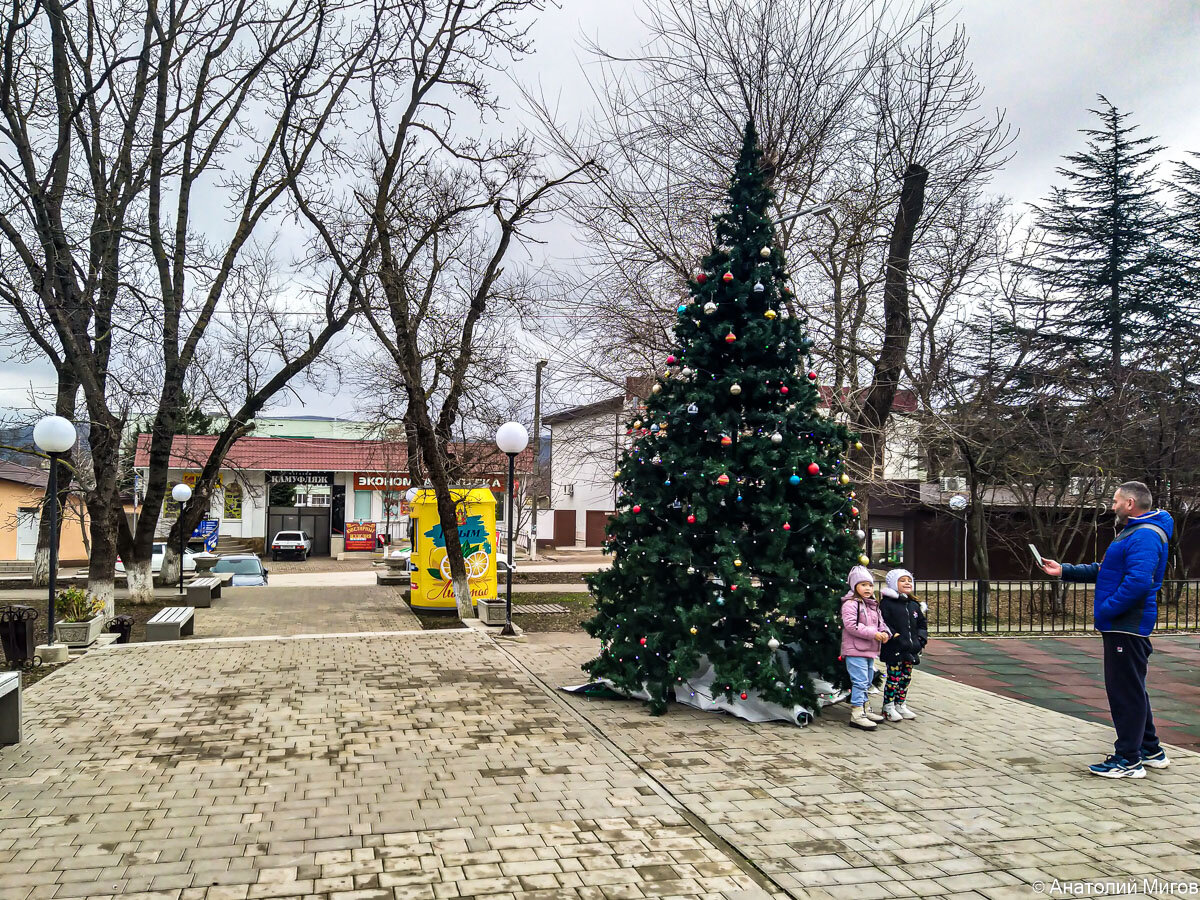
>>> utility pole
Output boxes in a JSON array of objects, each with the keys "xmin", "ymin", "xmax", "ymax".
[{"xmin": 530, "ymin": 359, "xmax": 548, "ymax": 560}]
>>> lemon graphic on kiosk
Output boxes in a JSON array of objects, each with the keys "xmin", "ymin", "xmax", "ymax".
[{"xmin": 408, "ymin": 487, "xmax": 498, "ymax": 612}]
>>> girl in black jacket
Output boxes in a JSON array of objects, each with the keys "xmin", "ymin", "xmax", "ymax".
[{"xmin": 880, "ymin": 568, "xmax": 928, "ymax": 721}]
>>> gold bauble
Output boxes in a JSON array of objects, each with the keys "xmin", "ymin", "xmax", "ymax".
[
  {"xmin": 764, "ymin": 309, "xmax": 777, "ymax": 320},
  {"xmin": 854, "ymin": 441, "xmax": 863, "ymax": 450},
  {"xmin": 859, "ymin": 554, "xmax": 871, "ymax": 565},
  {"xmin": 734, "ymin": 558, "xmax": 743, "ymax": 567}
]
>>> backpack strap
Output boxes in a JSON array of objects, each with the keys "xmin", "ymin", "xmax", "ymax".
[{"xmin": 1120, "ymin": 523, "xmax": 1168, "ymax": 545}]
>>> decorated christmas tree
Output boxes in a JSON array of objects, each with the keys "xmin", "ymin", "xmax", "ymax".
[{"xmin": 583, "ymin": 121, "xmax": 866, "ymax": 717}]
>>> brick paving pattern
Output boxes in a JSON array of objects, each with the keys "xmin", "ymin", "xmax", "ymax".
[
  {"xmin": 193, "ymin": 585, "xmax": 422, "ymax": 639},
  {"xmin": 922, "ymin": 635, "xmax": 1200, "ymax": 751},
  {"xmin": 2, "ymin": 632, "xmax": 773, "ymax": 900},
  {"xmin": 510, "ymin": 633, "xmax": 1200, "ymax": 900}
]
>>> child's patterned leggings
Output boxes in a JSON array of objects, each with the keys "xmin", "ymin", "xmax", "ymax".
[{"xmin": 884, "ymin": 661, "xmax": 914, "ymax": 705}]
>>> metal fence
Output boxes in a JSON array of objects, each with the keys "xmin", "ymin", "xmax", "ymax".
[{"xmin": 918, "ymin": 579, "xmax": 1200, "ymax": 635}]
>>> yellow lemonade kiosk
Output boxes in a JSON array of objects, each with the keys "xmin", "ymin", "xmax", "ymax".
[{"xmin": 408, "ymin": 487, "xmax": 498, "ymax": 612}]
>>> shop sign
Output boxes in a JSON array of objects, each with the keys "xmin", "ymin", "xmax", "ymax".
[
  {"xmin": 266, "ymin": 470, "xmax": 333, "ymax": 486},
  {"xmin": 353, "ymin": 472, "xmax": 411, "ymax": 491},
  {"xmin": 345, "ymin": 521, "xmax": 376, "ymax": 551}
]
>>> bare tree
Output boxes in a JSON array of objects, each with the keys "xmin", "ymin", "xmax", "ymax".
[{"xmin": 0, "ymin": 0, "xmax": 381, "ymax": 602}]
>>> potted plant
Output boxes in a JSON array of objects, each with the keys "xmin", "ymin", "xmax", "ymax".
[{"xmin": 54, "ymin": 587, "xmax": 106, "ymax": 647}]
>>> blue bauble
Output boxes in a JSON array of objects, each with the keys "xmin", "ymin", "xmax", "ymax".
[
  {"xmin": 677, "ymin": 304, "xmax": 687, "ymax": 313},
  {"xmin": 789, "ymin": 474, "xmax": 801, "ymax": 485}
]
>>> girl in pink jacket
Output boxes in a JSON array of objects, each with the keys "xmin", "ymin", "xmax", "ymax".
[{"xmin": 840, "ymin": 565, "xmax": 892, "ymax": 730}]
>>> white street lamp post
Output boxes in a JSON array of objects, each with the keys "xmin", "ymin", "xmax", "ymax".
[
  {"xmin": 171, "ymin": 483, "xmax": 193, "ymax": 594},
  {"xmin": 495, "ymin": 422, "xmax": 529, "ymax": 636},
  {"xmin": 33, "ymin": 415, "xmax": 77, "ymax": 648}
]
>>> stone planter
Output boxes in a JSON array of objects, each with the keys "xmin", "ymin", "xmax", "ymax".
[
  {"xmin": 477, "ymin": 598, "xmax": 507, "ymax": 627},
  {"xmin": 54, "ymin": 614, "xmax": 105, "ymax": 648},
  {"xmin": 192, "ymin": 553, "xmax": 219, "ymax": 574}
]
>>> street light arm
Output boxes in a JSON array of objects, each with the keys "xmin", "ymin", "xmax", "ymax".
[{"xmin": 770, "ymin": 203, "xmax": 835, "ymax": 225}]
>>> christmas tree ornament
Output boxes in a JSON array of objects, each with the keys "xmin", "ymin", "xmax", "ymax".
[
  {"xmin": 855, "ymin": 441, "xmax": 863, "ymax": 450},
  {"xmin": 851, "ymin": 506, "xmax": 859, "ymax": 516},
  {"xmin": 720, "ymin": 434, "xmax": 733, "ymax": 445},
  {"xmin": 687, "ymin": 566, "xmax": 696, "ymax": 574},
  {"xmin": 759, "ymin": 246, "xmax": 771, "ymax": 258},
  {"xmin": 740, "ymin": 691, "xmax": 749, "ymax": 700},
  {"xmin": 652, "ymin": 454, "xmax": 662, "ymax": 463},
  {"xmin": 677, "ymin": 304, "xmax": 687, "ymax": 313},
  {"xmin": 664, "ymin": 479, "xmax": 671, "ymax": 486},
  {"xmin": 840, "ymin": 473, "xmax": 850, "ymax": 485},
  {"xmin": 696, "ymin": 272, "xmax": 707, "ymax": 284},
  {"xmin": 613, "ymin": 470, "xmax": 621, "ymax": 478},
  {"xmin": 789, "ymin": 473, "xmax": 801, "ymax": 485},
  {"xmin": 640, "ymin": 637, "xmax": 647, "ymax": 645},
  {"xmin": 808, "ymin": 462, "xmax": 821, "ymax": 475},
  {"xmin": 717, "ymin": 473, "xmax": 730, "ymax": 485},
  {"xmin": 859, "ymin": 554, "xmax": 871, "ymax": 566},
  {"xmin": 806, "ymin": 545, "xmax": 816, "ymax": 555},
  {"xmin": 682, "ymin": 367, "xmax": 692, "ymax": 376},
  {"xmin": 690, "ymin": 626, "xmax": 698, "ymax": 635},
  {"xmin": 764, "ymin": 309, "xmax": 777, "ymax": 319},
  {"xmin": 687, "ymin": 514, "xmax": 696, "ymax": 524},
  {"xmin": 666, "ymin": 355, "xmax": 677, "ymax": 364},
  {"xmin": 722, "ymin": 272, "xmax": 734, "ymax": 283},
  {"xmin": 634, "ymin": 420, "xmax": 642, "ymax": 428},
  {"xmin": 632, "ymin": 505, "xmax": 641, "ymax": 513},
  {"xmin": 651, "ymin": 384, "xmax": 661, "ymax": 394},
  {"xmin": 783, "ymin": 522, "xmax": 791, "ymax": 531},
  {"xmin": 753, "ymin": 281, "xmax": 765, "ymax": 293},
  {"xmin": 725, "ymin": 332, "xmax": 737, "ymax": 343},
  {"xmin": 856, "ymin": 529, "xmax": 866, "ymax": 540},
  {"xmin": 730, "ymin": 584, "xmax": 738, "ymax": 591},
  {"xmin": 780, "ymin": 386, "xmax": 789, "ymax": 395},
  {"xmin": 704, "ymin": 301, "xmax": 717, "ymax": 315},
  {"xmin": 716, "ymin": 596, "xmax": 725, "ymax": 606},
  {"xmin": 771, "ymin": 432, "xmax": 783, "ymax": 444},
  {"xmin": 687, "ymin": 403, "xmax": 699, "ymax": 414},
  {"xmin": 768, "ymin": 637, "xmax": 780, "ymax": 650},
  {"xmin": 730, "ymin": 383, "xmax": 742, "ymax": 395}
]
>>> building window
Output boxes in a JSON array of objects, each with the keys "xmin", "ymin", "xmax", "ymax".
[
  {"xmin": 870, "ymin": 528, "xmax": 904, "ymax": 567},
  {"xmin": 354, "ymin": 490, "xmax": 372, "ymax": 520},
  {"xmin": 224, "ymin": 483, "xmax": 243, "ymax": 520}
]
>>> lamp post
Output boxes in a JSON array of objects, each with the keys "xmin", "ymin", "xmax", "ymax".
[
  {"xmin": 171, "ymin": 483, "xmax": 192, "ymax": 594},
  {"xmin": 33, "ymin": 415, "xmax": 78, "ymax": 648},
  {"xmin": 771, "ymin": 202, "xmax": 835, "ymax": 225},
  {"xmin": 495, "ymin": 421, "xmax": 529, "ymax": 636},
  {"xmin": 949, "ymin": 494, "xmax": 969, "ymax": 578}
]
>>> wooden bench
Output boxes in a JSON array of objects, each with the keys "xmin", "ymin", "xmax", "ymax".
[
  {"xmin": 185, "ymin": 576, "xmax": 222, "ymax": 608},
  {"xmin": 0, "ymin": 671, "xmax": 20, "ymax": 745},
  {"xmin": 145, "ymin": 606, "xmax": 195, "ymax": 642}
]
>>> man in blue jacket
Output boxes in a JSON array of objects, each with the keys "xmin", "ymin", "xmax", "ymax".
[{"xmin": 1041, "ymin": 481, "xmax": 1172, "ymax": 779}]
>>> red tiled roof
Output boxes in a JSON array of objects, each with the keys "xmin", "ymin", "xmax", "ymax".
[{"xmin": 133, "ymin": 434, "xmax": 532, "ymax": 473}]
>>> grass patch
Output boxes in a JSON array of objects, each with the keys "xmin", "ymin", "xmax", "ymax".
[{"xmin": 511, "ymin": 592, "xmax": 596, "ymax": 633}]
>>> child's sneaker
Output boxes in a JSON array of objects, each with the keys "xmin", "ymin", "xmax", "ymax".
[
  {"xmin": 849, "ymin": 705, "xmax": 877, "ymax": 730},
  {"xmin": 882, "ymin": 702, "xmax": 903, "ymax": 722},
  {"xmin": 896, "ymin": 703, "xmax": 917, "ymax": 720},
  {"xmin": 1087, "ymin": 755, "xmax": 1146, "ymax": 779},
  {"xmin": 1140, "ymin": 746, "xmax": 1170, "ymax": 769}
]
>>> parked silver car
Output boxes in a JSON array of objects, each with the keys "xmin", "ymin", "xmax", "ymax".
[{"xmin": 210, "ymin": 554, "xmax": 269, "ymax": 587}]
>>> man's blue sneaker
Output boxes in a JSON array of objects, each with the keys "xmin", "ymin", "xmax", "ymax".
[
  {"xmin": 1088, "ymin": 755, "xmax": 1146, "ymax": 778},
  {"xmin": 1140, "ymin": 747, "xmax": 1170, "ymax": 769}
]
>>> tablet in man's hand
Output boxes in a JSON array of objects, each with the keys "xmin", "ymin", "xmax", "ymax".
[{"xmin": 1028, "ymin": 543, "xmax": 1044, "ymax": 567}]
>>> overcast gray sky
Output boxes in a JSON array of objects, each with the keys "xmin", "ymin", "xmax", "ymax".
[{"xmin": 5, "ymin": 0, "xmax": 1200, "ymax": 422}]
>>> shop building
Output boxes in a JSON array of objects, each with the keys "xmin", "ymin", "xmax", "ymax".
[{"xmin": 133, "ymin": 434, "xmax": 530, "ymax": 556}]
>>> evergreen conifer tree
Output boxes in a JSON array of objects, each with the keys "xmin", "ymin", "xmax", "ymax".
[
  {"xmin": 584, "ymin": 122, "xmax": 866, "ymax": 717},
  {"xmin": 1028, "ymin": 97, "xmax": 1176, "ymax": 369}
]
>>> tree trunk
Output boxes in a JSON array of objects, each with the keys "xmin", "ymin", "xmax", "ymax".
[
  {"xmin": 84, "ymin": 416, "xmax": 128, "ymax": 618},
  {"xmin": 852, "ymin": 163, "xmax": 928, "ymax": 527},
  {"xmin": 160, "ymin": 544, "xmax": 181, "ymax": 594},
  {"xmin": 126, "ymin": 559, "xmax": 156, "ymax": 603}
]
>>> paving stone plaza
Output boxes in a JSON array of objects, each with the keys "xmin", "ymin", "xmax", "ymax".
[{"xmin": 1, "ymin": 588, "xmax": 1198, "ymax": 900}]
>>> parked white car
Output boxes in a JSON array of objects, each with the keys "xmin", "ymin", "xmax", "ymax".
[
  {"xmin": 115, "ymin": 542, "xmax": 198, "ymax": 573},
  {"xmin": 270, "ymin": 530, "xmax": 312, "ymax": 560}
]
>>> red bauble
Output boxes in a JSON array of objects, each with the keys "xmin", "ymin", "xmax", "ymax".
[
  {"xmin": 632, "ymin": 505, "xmax": 642, "ymax": 513},
  {"xmin": 725, "ymin": 332, "xmax": 737, "ymax": 343},
  {"xmin": 783, "ymin": 522, "xmax": 791, "ymax": 531},
  {"xmin": 781, "ymin": 386, "xmax": 789, "ymax": 395},
  {"xmin": 640, "ymin": 637, "xmax": 647, "ymax": 646},
  {"xmin": 687, "ymin": 514, "xmax": 696, "ymax": 524},
  {"xmin": 740, "ymin": 692, "xmax": 748, "ymax": 700},
  {"xmin": 808, "ymin": 371, "xmax": 817, "ymax": 380},
  {"xmin": 807, "ymin": 462, "xmax": 820, "ymax": 475},
  {"xmin": 720, "ymin": 435, "xmax": 732, "ymax": 445},
  {"xmin": 696, "ymin": 272, "xmax": 708, "ymax": 284},
  {"xmin": 851, "ymin": 506, "xmax": 859, "ymax": 516},
  {"xmin": 722, "ymin": 272, "xmax": 734, "ymax": 283},
  {"xmin": 717, "ymin": 473, "xmax": 730, "ymax": 485},
  {"xmin": 730, "ymin": 584, "xmax": 738, "ymax": 591},
  {"xmin": 666, "ymin": 354, "xmax": 676, "ymax": 364}
]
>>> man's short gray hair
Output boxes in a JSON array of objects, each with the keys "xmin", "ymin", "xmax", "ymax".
[{"xmin": 1117, "ymin": 481, "xmax": 1153, "ymax": 511}]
